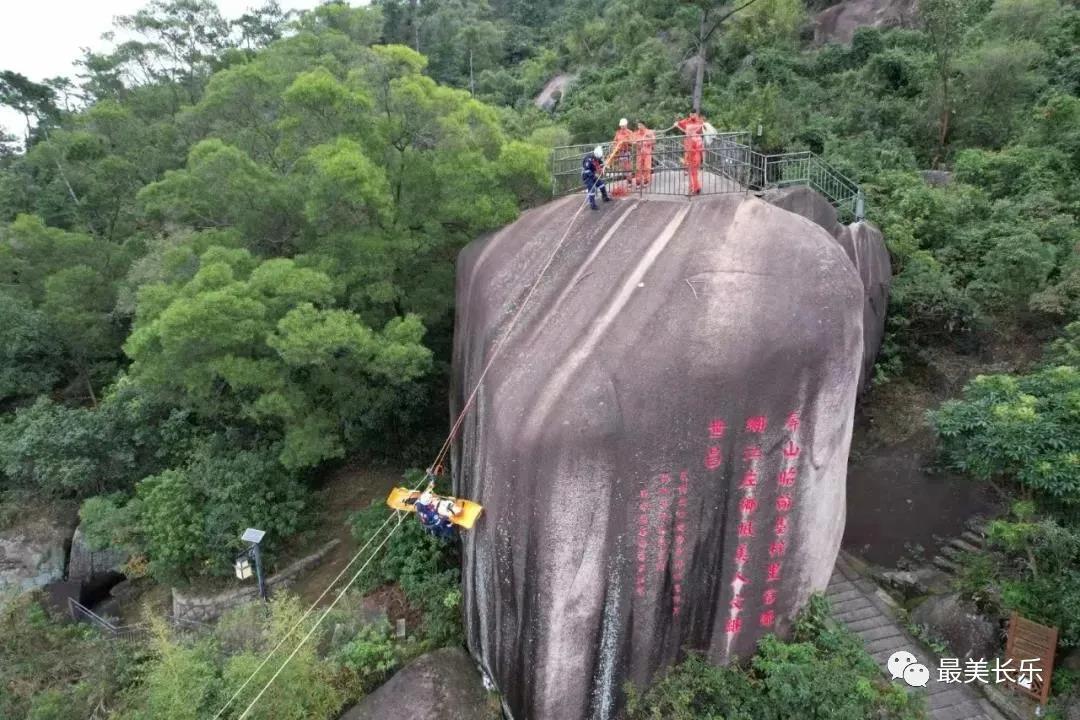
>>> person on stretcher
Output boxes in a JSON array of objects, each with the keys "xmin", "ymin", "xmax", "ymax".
[{"xmin": 407, "ymin": 481, "xmax": 462, "ymax": 539}]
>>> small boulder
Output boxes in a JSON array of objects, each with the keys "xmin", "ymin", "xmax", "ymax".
[
  {"xmin": 910, "ymin": 593, "xmax": 1000, "ymax": 661},
  {"xmin": 814, "ymin": 0, "xmax": 918, "ymax": 44},
  {"xmin": 881, "ymin": 570, "xmax": 926, "ymax": 598},
  {"xmin": 1062, "ymin": 647, "xmax": 1080, "ymax": 672},
  {"xmin": 339, "ymin": 647, "xmax": 495, "ymax": 720},
  {"xmin": 67, "ymin": 524, "xmax": 128, "ymax": 584}
]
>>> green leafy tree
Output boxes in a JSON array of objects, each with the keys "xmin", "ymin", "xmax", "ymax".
[
  {"xmin": 0, "ymin": 294, "xmax": 63, "ymax": 402},
  {"xmin": 930, "ymin": 366, "xmax": 1080, "ymax": 505},
  {"xmin": 132, "ymin": 442, "xmax": 306, "ymax": 582},
  {"xmin": 124, "ymin": 246, "xmax": 433, "ymax": 469},
  {"xmin": 919, "ymin": 0, "xmax": 981, "ymax": 164},
  {"xmin": 624, "ymin": 596, "xmax": 925, "ymax": 719}
]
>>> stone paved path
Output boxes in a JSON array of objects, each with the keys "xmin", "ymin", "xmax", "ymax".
[{"xmin": 828, "ymin": 554, "xmax": 1009, "ymax": 720}]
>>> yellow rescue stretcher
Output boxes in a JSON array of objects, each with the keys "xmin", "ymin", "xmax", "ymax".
[{"xmin": 385, "ymin": 487, "xmax": 484, "ymax": 530}]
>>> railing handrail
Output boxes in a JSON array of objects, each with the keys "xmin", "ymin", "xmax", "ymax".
[
  {"xmin": 68, "ymin": 597, "xmax": 210, "ymax": 639},
  {"xmin": 550, "ymin": 131, "xmax": 866, "ymax": 220}
]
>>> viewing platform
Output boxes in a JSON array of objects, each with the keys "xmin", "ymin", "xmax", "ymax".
[{"xmin": 551, "ymin": 131, "xmax": 866, "ymax": 222}]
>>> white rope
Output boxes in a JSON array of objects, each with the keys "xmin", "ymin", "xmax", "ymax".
[
  {"xmin": 235, "ymin": 513, "xmax": 407, "ymax": 720},
  {"xmin": 210, "ymin": 510, "xmax": 399, "ymax": 719}
]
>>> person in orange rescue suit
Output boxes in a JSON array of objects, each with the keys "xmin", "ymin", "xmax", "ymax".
[
  {"xmin": 613, "ymin": 117, "xmax": 635, "ymax": 176},
  {"xmin": 633, "ymin": 120, "xmax": 655, "ymax": 186},
  {"xmin": 675, "ymin": 110, "xmax": 706, "ymax": 195}
]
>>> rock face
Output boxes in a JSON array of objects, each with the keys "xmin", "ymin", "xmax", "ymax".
[
  {"xmin": 834, "ymin": 223, "xmax": 891, "ymax": 389},
  {"xmin": 0, "ymin": 518, "xmax": 75, "ymax": 606},
  {"xmin": 911, "ymin": 593, "xmax": 1000, "ymax": 662},
  {"xmin": 67, "ymin": 524, "xmax": 128, "ymax": 584},
  {"xmin": 534, "ymin": 74, "xmax": 575, "ymax": 113},
  {"xmin": 762, "ymin": 187, "xmax": 890, "ymax": 390},
  {"xmin": 814, "ymin": 0, "xmax": 918, "ymax": 44},
  {"xmin": 452, "ymin": 192, "xmax": 874, "ymax": 720},
  {"xmin": 339, "ymin": 648, "xmax": 494, "ymax": 720}
]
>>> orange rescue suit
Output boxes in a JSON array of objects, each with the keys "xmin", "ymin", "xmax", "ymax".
[
  {"xmin": 634, "ymin": 125, "xmax": 655, "ymax": 186},
  {"xmin": 613, "ymin": 126, "xmax": 635, "ymax": 173},
  {"xmin": 675, "ymin": 114, "xmax": 705, "ymax": 194}
]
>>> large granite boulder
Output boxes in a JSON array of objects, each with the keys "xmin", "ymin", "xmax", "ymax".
[
  {"xmin": 762, "ymin": 186, "xmax": 890, "ymax": 390},
  {"xmin": 814, "ymin": 0, "xmax": 918, "ymax": 44},
  {"xmin": 534, "ymin": 74, "xmax": 575, "ymax": 113},
  {"xmin": 339, "ymin": 647, "xmax": 494, "ymax": 720},
  {"xmin": 451, "ymin": 191, "xmax": 871, "ymax": 720},
  {"xmin": 0, "ymin": 517, "xmax": 75, "ymax": 607},
  {"xmin": 834, "ymin": 223, "xmax": 891, "ymax": 389}
]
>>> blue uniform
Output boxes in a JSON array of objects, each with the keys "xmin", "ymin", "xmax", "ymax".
[
  {"xmin": 416, "ymin": 501, "xmax": 455, "ymax": 540},
  {"xmin": 581, "ymin": 153, "xmax": 610, "ymax": 209}
]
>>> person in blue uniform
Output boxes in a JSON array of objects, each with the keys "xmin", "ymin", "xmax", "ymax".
[
  {"xmin": 412, "ymin": 484, "xmax": 459, "ymax": 540},
  {"xmin": 581, "ymin": 145, "xmax": 611, "ymax": 210}
]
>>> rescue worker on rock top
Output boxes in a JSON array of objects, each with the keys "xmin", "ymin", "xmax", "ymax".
[
  {"xmin": 675, "ymin": 109, "xmax": 706, "ymax": 195},
  {"xmin": 581, "ymin": 145, "xmax": 611, "ymax": 210},
  {"xmin": 633, "ymin": 120, "xmax": 655, "ymax": 187},
  {"xmin": 613, "ymin": 117, "xmax": 635, "ymax": 177}
]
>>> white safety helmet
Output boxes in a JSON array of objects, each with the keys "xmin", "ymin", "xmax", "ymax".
[
  {"xmin": 418, "ymin": 490, "xmax": 434, "ymax": 506},
  {"xmin": 619, "ymin": 118, "xmax": 628, "ymax": 128},
  {"xmin": 593, "ymin": 145, "xmax": 603, "ymax": 158}
]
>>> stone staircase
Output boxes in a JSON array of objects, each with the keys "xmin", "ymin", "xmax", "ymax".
[
  {"xmin": 931, "ymin": 520, "xmax": 991, "ymax": 576},
  {"xmin": 829, "ymin": 552, "xmax": 1010, "ymax": 720}
]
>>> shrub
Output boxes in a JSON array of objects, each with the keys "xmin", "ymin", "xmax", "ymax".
[
  {"xmin": 625, "ymin": 595, "xmax": 925, "ymax": 720},
  {"xmin": 930, "ymin": 366, "xmax": 1080, "ymax": 505},
  {"xmin": 335, "ymin": 621, "xmax": 400, "ymax": 694},
  {"xmin": 350, "ymin": 470, "xmax": 463, "ymax": 648}
]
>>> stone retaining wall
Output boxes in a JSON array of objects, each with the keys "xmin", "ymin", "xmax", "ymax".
[{"xmin": 172, "ymin": 539, "xmax": 340, "ymax": 623}]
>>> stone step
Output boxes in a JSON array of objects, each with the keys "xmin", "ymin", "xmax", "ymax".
[
  {"xmin": 856, "ymin": 623, "xmax": 904, "ymax": 643},
  {"xmin": 964, "ymin": 517, "xmax": 990, "ymax": 535},
  {"xmin": 826, "ymin": 588, "xmax": 862, "ymax": 605},
  {"xmin": 847, "ymin": 615, "xmax": 890, "ymax": 633},
  {"xmin": 933, "ymin": 555, "xmax": 960, "ymax": 573},
  {"xmin": 831, "ymin": 596, "xmax": 873, "ymax": 614},
  {"xmin": 947, "ymin": 538, "xmax": 981, "ymax": 554},
  {"xmin": 960, "ymin": 531, "xmax": 986, "ymax": 547},
  {"xmin": 826, "ymin": 581, "xmax": 857, "ymax": 598},
  {"xmin": 940, "ymin": 545, "xmax": 967, "ymax": 563},
  {"xmin": 834, "ymin": 605, "xmax": 879, "ymax": 624},
  {"xmin": 928, "ymin": 688, "xmax": 972, "ymax": 711}
]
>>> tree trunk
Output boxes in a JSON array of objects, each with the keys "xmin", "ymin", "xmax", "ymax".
[
  {"xmin": 83, "ymin": 366, "xmax": 98, "ymax": 408},
  {"xmin": 693, "ymin": 9, "xmax": 708, "ymax": 113},
  {"xmin": 936, "ymin": 74, "xmax": 951, "ymax": 168},
  {"xmin": 470, "ymin": 48, "xmax": 475, "ymax": 97}
]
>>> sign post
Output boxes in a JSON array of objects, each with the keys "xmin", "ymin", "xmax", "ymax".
[
  {"xmin": 239, "ymin": 528, "xmax": 267, "ymax": 602},
  {"xmin": 1004, "ymin": 612, "xmax": 1057, "ymax": 706}
]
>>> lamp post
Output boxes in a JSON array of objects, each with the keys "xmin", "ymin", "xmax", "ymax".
[{"xmin": 235, "ymin": 527, "xmax": 267, "ymax": 601}]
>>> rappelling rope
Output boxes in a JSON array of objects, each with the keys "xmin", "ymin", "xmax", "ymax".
[
  {"xmin": 234, "ymin": 513, "xmax": 407, "ymax": 720},
  {"xmin": 210, "ymin": 508, "xmax": 399, "ymax": 719},
  {"xmin": 218, "ymin": 194, "xmax": 593, "ymax": 720}
]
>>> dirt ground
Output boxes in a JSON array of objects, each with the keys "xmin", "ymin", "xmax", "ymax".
[
  {"xmin": 838, "ymin": 330, "xmax": 1043, "ymax": 568},
  {"xmin": 842, "ymin": 427, "xmax": 1002, "ymax": 566},
  {"xmin": 291, "ymin": 463, "xmax": 406, "ymax": 606}
]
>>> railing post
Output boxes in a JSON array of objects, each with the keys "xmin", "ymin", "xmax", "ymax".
[{"xmin": 855, "ymin": 190, "xmax": 865, "ymax": 222}]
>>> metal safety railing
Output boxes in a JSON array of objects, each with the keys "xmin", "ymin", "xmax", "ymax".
[
  {"xmin": 68, "ymin": 597, "xmax": 210, "ymax": 639},
  {"xmin": 551, "ymin": 131, "xmax": 865, "ymax": 221}
]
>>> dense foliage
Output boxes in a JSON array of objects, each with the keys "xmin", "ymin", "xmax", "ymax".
[
  {"xmin": 0, "ymin": 592, "xmax": 417, "ymax": 720},
  {"xmin": 0, "ymin": 1, "xmax": 550, "ymax": 582},
  {"xmin": 624, "ymin": 596, "xmax": 926, "ymax": 720},
  {"xmin": 1, "ymin": 0, "xmax": 1079, "ymax": 712}
]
